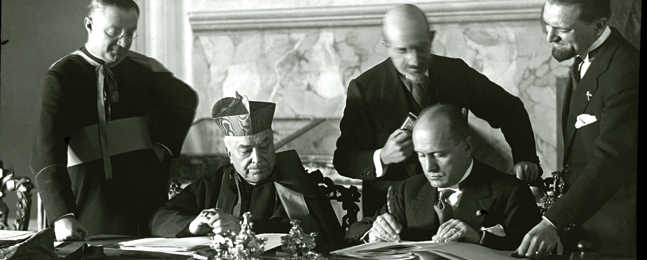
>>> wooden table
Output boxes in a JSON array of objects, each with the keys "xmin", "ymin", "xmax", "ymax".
[{"xmin": 53, "ymin": 238, "xmax": 636, "ymax": 260}]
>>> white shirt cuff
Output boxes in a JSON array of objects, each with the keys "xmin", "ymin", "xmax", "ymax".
[
  {"xmin": 373, "ymin": 149, "xmax": 387, "ymax": 178},
  {"xmin": 360, "ymin": 227, "xmax": 373, "ymax": 243},
  {"xmin": 54, "ymin": 213, "xmax": 75, "ymax": 223}
]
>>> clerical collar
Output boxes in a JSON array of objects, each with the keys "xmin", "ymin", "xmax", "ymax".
[
  {"xmin": 439, "ymin": 157, "xmax": 473, "ymax": 191},
  {"xmin": 83, "ymin": 43, "xmax": 125, "ymax": 67},
  {"xmin": 81, "ymin": 46, "xmax": 106, "ymax": 65},
  {"xmin": 581, "ymin": 26, "xmax": 611, "ymax": 62}
]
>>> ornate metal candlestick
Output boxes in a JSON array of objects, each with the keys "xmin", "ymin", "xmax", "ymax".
[
  {"xmin": 209, "ymin": 212, "xmax": 267, "ymax": 260},
  {"xmin": 280, "ymin": 219, "xmax": 323, "ymax": 259}
]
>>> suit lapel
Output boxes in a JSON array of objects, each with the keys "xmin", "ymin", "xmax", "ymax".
[
  {"xmin": 410, "ymin": 183, "xmax": 439, "ymax": 228},
  {"xmin": 377, "ymin": 59, "xmax": 419, "ymax": 177},
  {"xmin": 563, "ymin": 29, "xmax": 620, "ymax": 160},
  {"xmin": 427, "ymin": 55, "xmax": 441, "ymax": 105},
  {"xmin": 456, "ymin": 160, "xmax": 494, "ymax": 231},
  {"xmin": 376, "ymin": 58, "xmax": 409, "ymax": 129}
]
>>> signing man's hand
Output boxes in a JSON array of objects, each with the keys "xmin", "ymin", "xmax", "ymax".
[
  {"xmin": 189, "ymin": 208, "xmax": 241, "ymax": 235},
  {"xmin": 54, "ymin": 215, "xmax": 89, "ymax": 241},
  {"xmin": 515, "ymin": 219, "xmax": 560, "ymax": 259},
  {"xmin": 368, "ymin": 213, "xmax": 402, "ymax": 242},
  {"xmin": 380, "ymin": 129, "xmax": 414, "ymax": 165},
  {"xmin": 510, "ymin": 161, "xmax": 539, "ymax": 184},
  {"xmin": 431, "ymin": 219, "xmax": 480, "ymax": 244}
]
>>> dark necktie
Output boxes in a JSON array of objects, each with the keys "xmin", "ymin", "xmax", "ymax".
[
  {"xmin": 434, "ymin": 189, "xmax": 456, "ymax": 224},
  {"xmin": 404, "ymin": 77, "xmax": 428, "ymax": 108},
  {"xmin": 571, "ymin": 56, "xmax": 584, "ymax": 90}
]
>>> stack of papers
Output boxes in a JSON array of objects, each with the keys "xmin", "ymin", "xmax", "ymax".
[
  {"xmin": 0, "ymin": 230, "xmax": 37, "ymax": 248},
  {"xmin": 118, "ymin": 236, "xmax": 211, "ymax": 254},
  {"xmin": 331, "ymin": 241, "xmax": 524, "ymax": 260},
  {"xmin": 118, "ymin": 233, "xmax": 286, "ymax": 256}
]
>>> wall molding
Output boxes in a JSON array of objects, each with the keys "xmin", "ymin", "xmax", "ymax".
[{"xmin": 189, "ymin": 0, "xmax": 544, "ymax": 31}]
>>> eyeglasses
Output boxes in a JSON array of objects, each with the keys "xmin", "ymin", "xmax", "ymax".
[
  {"xmin": 103, "ymin": 28, "xmax": 138, "ymax": 40},
  {"xmin": 88, "ymin": 17, "xmax": 138, "ymax": 39}
]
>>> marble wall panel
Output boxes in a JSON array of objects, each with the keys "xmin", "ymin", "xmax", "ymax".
[{"xmin": 186, "ymin": 19, "xmax": 570, "ymax": 175}]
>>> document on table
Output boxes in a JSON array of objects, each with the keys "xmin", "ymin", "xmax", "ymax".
[
  {"xmin": 331, "ymin": 241, "xmax": 525, "ymax": 260},
  {"xmin": 118, "ymin": 236, "xmax": 212, "ymax": 253},
  {"xmin": 0, "ymin": 230, "xmax": 37, "ymax": 248},
  {"xmin": 118, "ymin": 233, "xmax": 285, "ymax": 255}
]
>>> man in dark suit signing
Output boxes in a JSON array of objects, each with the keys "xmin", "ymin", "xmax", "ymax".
[
  {"xmin": 516, "ymin": 0, "xmax": 638, "ymax": 258},
  {"xmin": 334, "ymin": 4, "xmax": 542, "ymax": 216},
  {"xmin": 345, "ymin": 104, "xmax": 541, "ymax": 250}
]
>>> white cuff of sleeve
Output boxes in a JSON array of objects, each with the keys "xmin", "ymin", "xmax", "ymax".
[
  {"xmin": 373, "ymin": 149, "xmax": 388, "ymax": 178},
  {"xmin": 360, "ymin": 227, "xmax": 373, "ymax": 243},
  {"xmin": 155, "ymin": 142, "xmax": 173, "ymax": 157},
  {"xmin": 54, "ymin": 213, "xmax": 75, "ymax": 223}
]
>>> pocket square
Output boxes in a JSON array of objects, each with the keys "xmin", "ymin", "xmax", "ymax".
[
  {"xmin": 480, "ymin": 224, "xmax": 506, "ymax": 237},
  {"xmin": 575, "ymin": 114, "xmax": 597, "ymax": 129}
]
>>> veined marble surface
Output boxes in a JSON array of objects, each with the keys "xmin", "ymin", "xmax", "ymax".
[{"xmin": 186, "ymin": 20, "xmax": 570, "ymax": 175}]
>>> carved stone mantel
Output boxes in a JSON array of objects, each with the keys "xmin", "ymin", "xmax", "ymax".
[{"xmin": 188, "ymin": 1, "xmax": 544, "ymax": 31}]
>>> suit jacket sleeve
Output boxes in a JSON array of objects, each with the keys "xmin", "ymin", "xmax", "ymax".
[
  {"xmin": 456, "ymin": 59, "xmax": 540, "ymax": 167},
  {"xmin": 544, "ymin": 49, "xmax": 638, "ymax": 236},
  {"xmin": 147, "ymin": 73, "xmax": 198, "ymax": 157},
  {"xmin": 480, "ymin": 180, "xmax": 542, "ymax": 250},
  {"xmin": 150, "ymin": 172, "xmax": 219, "ymax": 237},
  {"xmin": 333, "ymin": 79, "xmax": 381, "ymax": 180},
  {"xmin": 31, "ymin": 70, "xmax": 79, "ymax": 224},
  {"xmin": 344, "ymin": 179, "xmax": 410, "ymax": 243}
]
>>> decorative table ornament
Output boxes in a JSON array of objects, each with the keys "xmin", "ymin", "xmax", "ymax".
[
  {"xmin": 209, "ymin": 212, "xmax": 267, "ymax": 260},
  {"xmin": 539, "ymin": 171, "xmax": 565, "ymax": 214},
  {"xmin": 280, "ymin": 219, "xmax": 323, "ymax": 259}
]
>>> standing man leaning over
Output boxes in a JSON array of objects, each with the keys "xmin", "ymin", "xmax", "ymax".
[
  {"xmin": 31, "ymin": 0, "xmax": 197, "ymax": 240},
  {"xmin": 334, "ymin": 4, "xmax": 542, "ymax": 216},
  {"xmin": 516, "ymin": 0, "xmax": 638, "ymax": 258}
]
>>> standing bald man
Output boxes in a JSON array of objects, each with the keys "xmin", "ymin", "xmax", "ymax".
[{"xmin": 334, "ymin": 4, "xmax": 542, "ymax": 216}]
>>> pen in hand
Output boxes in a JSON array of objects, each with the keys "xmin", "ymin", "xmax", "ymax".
[{"xmin": 386, "ymin": 185, "xmax": 401, "ymax": 243}]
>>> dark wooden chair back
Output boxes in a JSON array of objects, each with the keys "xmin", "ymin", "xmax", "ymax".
[{"xmin": 308, "ymin": 169, "xmax": 360, "ymax": 230}]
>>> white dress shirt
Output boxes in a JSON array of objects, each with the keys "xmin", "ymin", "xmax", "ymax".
[{"xmin": 577, "ymin": 26, "xmax": 611, "ymax": 78}]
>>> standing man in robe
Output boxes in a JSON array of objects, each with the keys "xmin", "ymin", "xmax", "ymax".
[
  {"xmin": 31, "ymin": 0, "xmax": 197, "ymax": 240},
  {"xmin": 516, "ymin": 0, "xmax": 638, "ymax": 258},
  {"xmin": 334, "ymin": 4, "xmax": 542, "ymax": 216}
]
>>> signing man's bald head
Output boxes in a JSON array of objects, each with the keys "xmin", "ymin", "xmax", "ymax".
[
  {"xmin": 412, "ymin": 104, "xmax": 472, "ymax": 188},
  {"xmin": 382, "ymin": 4, "xmax": 433, "ymax": 81}
]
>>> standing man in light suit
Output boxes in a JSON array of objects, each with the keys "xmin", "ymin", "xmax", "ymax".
[{"xmin": 516, "ymin": 0, "xmax": 638, "ymax": 258}]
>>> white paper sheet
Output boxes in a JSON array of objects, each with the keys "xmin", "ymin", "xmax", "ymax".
[
  {"xmin": 117, "ymin": 233, "xmax": 285, "ymax": 254},
  {"xmin": 331, "ymin": 241, "xmax": 527, "ymax": 260}
]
